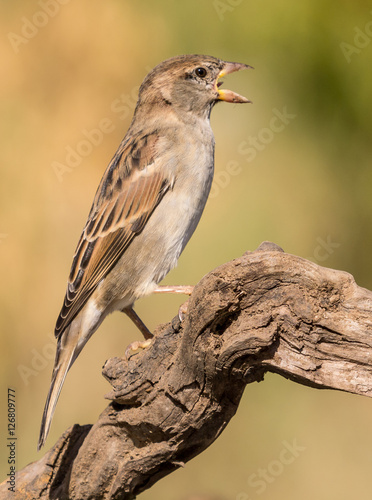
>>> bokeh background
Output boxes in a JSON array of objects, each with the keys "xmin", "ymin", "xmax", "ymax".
[{"xmin": 1, "ymin": 1, "xmax": 372, "ymax": 498}]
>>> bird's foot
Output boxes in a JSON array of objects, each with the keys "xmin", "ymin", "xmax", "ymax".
[
  {"xmin": 122, "ymin": 306, "xmax": 154, "ymax": 358},
  {"xmin": 153, "ymin": 285, "xmax": 194, "ymax": 295},
  {"xmin": 178, "ymin": 301, "xmax": 189, "ymax": 322},
  {"xmin": 153, "ymin": 285, "xmax": 193, "ymax": 321},
  {"xmin": 125, "ymin": 338, "xmax": 153, "ymax": 359},
  {"xmin": 122, "ymin": 306, "xmax": 153, "ymax": 339}
]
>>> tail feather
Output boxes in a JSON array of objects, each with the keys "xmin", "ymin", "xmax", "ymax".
[
  {"xmin": 37, "ymin": 337, "xmax": 75, "ymax": 451},
  {"xmin": 38, "ymin": 301, "xmax": 103, "ymax": 450}
]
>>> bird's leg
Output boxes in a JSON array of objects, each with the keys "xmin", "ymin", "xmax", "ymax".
[
  {"xmin": 153, "ymin": 285, "xmax": 194, "ymax": 295},
  {"xmin": 153, "ymin": 285, "xmax": 194, "ymax": 321},
  {"xmin": 123, "ymin": 306, "xmax": 153, "ymax": 339},
  {"xmin": 122, "ymin": 306, "xmax": 153, "ymax": 359},
  {"xmin": 123, "ymin": 287, "xmax": 194, "ymax": 358}
]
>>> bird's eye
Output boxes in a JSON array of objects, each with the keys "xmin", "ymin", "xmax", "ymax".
[{"xmin": 195, "ymin": 67, "xmax": 207, "ymax": 78}]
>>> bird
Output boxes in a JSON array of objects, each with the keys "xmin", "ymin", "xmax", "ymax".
[{"xmin": 38, "ymin": 54, "xmax": 251, "ymax": 450}]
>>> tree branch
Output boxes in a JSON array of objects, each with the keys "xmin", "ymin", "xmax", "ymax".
[{"xmin": 4, "ymin": 242, "xmax": 372, "ymax": 499}]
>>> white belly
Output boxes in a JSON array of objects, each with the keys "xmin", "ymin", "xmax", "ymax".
[{"xmin": 144, "ymin": 157, "xmax": 214, "ymax": 287}]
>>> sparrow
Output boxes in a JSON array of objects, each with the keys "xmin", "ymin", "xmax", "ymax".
[{"xmin": 38, "ymin": 54, "xmax": 251, "ymax": 450}]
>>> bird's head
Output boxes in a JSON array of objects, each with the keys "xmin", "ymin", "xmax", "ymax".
[{"xmin": 136, "ymin": 54, "xmax": 252, "ymax": 119}]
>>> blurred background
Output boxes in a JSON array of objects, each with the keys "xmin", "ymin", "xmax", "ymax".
[{"xmin": 1, "ymin": 0, "xmax": 372, "ymax": 498}]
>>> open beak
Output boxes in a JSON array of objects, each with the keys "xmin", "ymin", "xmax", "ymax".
[{"xmin": 216, "ymin": 61, "xmax": 253, "ymax": 103}]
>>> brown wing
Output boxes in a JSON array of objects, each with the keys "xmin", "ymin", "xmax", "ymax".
[{"xmin": 55, "ymin": 132, "xmax": 170, "ymax": 337}]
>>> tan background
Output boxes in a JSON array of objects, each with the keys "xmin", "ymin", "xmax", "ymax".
[{"xmin": 1, "ymin": 1, "xmax": 372, "ymax": 499}]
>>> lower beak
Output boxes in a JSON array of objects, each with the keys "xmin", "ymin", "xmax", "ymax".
[{"xmin": 216, "ymin": 61, "xmax": 253, "ymax": 103}]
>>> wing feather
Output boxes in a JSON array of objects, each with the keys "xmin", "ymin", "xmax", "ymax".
[{"xmin": 55, "ymin": 132, "xmax": 170, "ymax": 337}]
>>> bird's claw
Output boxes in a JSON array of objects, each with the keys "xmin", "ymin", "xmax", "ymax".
[
  {"xmin": 178, "ymin": 301, "xmax": 189, "ymax": 322},
  {"xmin": 125, "ymin": 338, "xmax": 153, "ymax": 359}
]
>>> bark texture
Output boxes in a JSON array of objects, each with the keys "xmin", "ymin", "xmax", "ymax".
[{"xmin": 3, "ymin": 242, "xmax": 372, "ymax": 499}]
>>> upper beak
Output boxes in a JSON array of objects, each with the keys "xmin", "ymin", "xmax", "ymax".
[{"xmin": 216, "ymin": 61, "xmax": 253, "ymax": 103}]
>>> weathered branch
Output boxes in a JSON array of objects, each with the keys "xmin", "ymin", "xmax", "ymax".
[{"xmin": 3, "ymin": 242, "xmax": 372, "ymax": 499}]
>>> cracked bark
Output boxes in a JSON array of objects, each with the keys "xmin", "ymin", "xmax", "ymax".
[{"xmin": 3, "ymin": 242, "xmax": 372, "ymax": 499}]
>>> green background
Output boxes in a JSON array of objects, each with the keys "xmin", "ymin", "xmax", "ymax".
[{"xmin": 1, "ymin": 1, "xmax": 372, "ymax": 498}]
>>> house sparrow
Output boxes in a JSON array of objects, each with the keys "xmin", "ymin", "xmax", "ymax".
[{"xmin": 38, "ymin": 54, "xmax": 251, "ymax": 450}]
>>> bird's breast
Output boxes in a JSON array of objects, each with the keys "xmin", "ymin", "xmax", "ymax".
[
  {"xmin": 166, "ymin": 126, "xmax": 215, "ymax": 243},
  {"xmin": 138, "ymin": 128, "xmax": 215, "ymax": 289}
]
